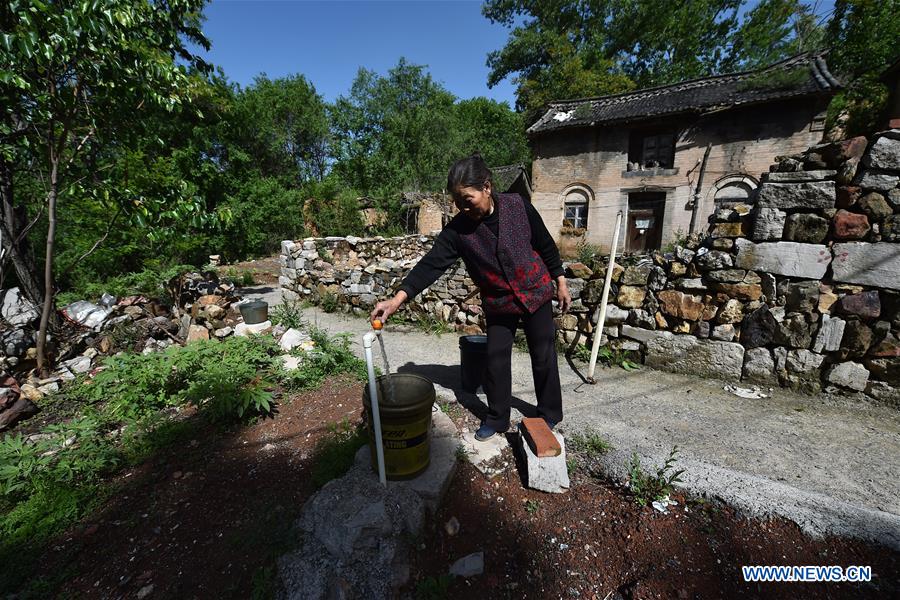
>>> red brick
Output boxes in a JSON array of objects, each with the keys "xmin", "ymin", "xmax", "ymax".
[
  {"xmin": 832, "ymin": 209, "xmax": 870, "ymax": 240},
  {"xmin": 521, "ymin": 417, "xmax": 561, "ymax": 458}
]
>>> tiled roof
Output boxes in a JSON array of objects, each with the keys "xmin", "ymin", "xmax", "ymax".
[
  {"xmin": 528, "ymin": 52, "xmax": 840, "ymax": 136},
  {"xmin": 491, "ymin": 164, "xmax": 533, "ymax": 201}
]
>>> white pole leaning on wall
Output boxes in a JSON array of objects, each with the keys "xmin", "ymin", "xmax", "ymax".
[{"xmin": 587, "ymin": 211, "xmax": 623, "ymax": 383}]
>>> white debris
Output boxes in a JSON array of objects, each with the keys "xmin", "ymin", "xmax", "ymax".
[
  {"xmin": 1, "ymin": 287, "xmax": 39, "ymax": 326},
  {"xmin": 63, "ymin": 300, "xmax": 113, "ymax": 331},
  {"xmin": 723, "ymin": 384, "xmax": 769, "ymax": 399},
  {"xmin": 552, "ymin": 110, "xmax": 574, "ymax": 122},
  {"xmin": 279, "ymin": 327, "xmax": 313, "ymax": 352},
  {"xmin": 651, "ymin": 495, "xmax": 679, "ymax": 514}
]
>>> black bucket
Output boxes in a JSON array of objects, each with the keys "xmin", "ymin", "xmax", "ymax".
[
  {"xmin": 239, "ymin": 300, "xmax": 268, "ymax": 324},
  {"xmin": 459, "ymin": 334, "xmax": 488, "ymax": 393}
]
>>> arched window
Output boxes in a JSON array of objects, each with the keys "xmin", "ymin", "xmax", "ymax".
[
  {"xmin": 712, "ymin": 175, "xmax": 757, "ymax": 208},
  {"xmin": 562, "ymin": 185, "xmax": 592, "ymax": 229}
]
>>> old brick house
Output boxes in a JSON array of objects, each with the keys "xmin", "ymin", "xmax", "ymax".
[{"xmin": 527, "ymin": 53, "xmax": 841, "ymax": 255}]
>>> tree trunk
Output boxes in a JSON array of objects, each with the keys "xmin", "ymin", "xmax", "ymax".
[
  {"xmin": 0, "ymin": 158, "xmax": 44, "ymax": 305},
  {"xmin": 35, "ymin": 159, "xmax": 59, "ymax": 376}
]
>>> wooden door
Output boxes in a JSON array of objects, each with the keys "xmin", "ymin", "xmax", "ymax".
[{"xmin": 627, "ymin": 193, "xmax": 665, "ymax": 252}]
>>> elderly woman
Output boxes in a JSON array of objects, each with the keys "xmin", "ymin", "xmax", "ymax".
[{"xmin": 370, "ymin": 153, "xmax": 571, "ymax": 441}]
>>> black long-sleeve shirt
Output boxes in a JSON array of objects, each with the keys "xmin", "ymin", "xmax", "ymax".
[{"xmin": 399, "ymin": 198, "xmax": 565, "ymax": 300}]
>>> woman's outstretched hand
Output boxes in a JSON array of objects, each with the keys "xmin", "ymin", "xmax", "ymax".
[
  {"xmin": 370, "ymin": 291, "xmax": 408, "ymax": 324},
  {"xmin": 555, "ymin": 277, "xmax": 572, "ymax": 313}
]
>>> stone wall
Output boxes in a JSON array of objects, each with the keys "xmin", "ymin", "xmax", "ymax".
[
  {"xmin": 280, "ymin": 129, "xmax": 900, "ymax": 404},
  {"xmin": 279, "ymin": 235, "xmax": 488, "ymax": 335}
]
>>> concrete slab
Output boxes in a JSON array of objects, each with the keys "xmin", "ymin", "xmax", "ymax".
[
  {"xmin": 354, "ymin": 409, "xmax": 459, "ymax": 512},
  {"xmin": 459, "ymin": 430, "xmax": 508, "ymax": 476}
]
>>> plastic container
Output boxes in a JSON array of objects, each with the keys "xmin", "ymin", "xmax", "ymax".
[
  {"xmin": 238, "ymin": 300, "xmax": 268, "ymax": 324},
  {"xmin": 362, "ymin": 373, "xmax": 435, "ymax": 480},
  {"xmin": 459, "ymin": 334, "xmax": 488, "ymax": 393}
]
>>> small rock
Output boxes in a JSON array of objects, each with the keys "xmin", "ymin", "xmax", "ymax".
[
  {"xmin": 837, "ymin": 291, "xmax": 881, "ymax": 319},
  {"xmin": 858, "ymin": 192, "xmax": 893, "ymax": 221},
  {"xmin": 137, "ymin": 584, "xmax": 154, "ymax": 599},
  {"xmin": 783, "ymin": 213, "xmax": 829, "ymax": 243},
  {"xmin": 444, "ymin": 517, "xmax": 460, "ymax": 536},
  {"xmin": 717, "ymin": 299, "xmax": 744, "ymax": 324},
  {"xmin": 616, "ymin": 286, "xmax": 646, "ymax": 309},
  {"xmin": 449, "ymin": 552, "xmax": 484, "ymax": 578},
  {"xmin": 186, "ymin": 324, "xmax": 210, "ymax": 343},
  {"xmin": 826, "ymin": 362, "xmax": 869, "ymax": 392}
]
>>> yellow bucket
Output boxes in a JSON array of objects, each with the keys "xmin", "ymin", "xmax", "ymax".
[{"xmin": 362, "ymin": 373, "xmax": 435, "ymax": 480}]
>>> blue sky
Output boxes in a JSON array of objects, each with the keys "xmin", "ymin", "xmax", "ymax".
[
  {"xmin": 194, "ymin": 0, "xmax": 519, "ymax": 105},
  {"xmin": 193, "ymin": 0, "xmax": 837, "ymax": 106}
]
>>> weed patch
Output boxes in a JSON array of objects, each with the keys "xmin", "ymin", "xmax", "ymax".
[
  {"xmin": 415, "ymin": 574, "xmax": 452, "ymax": 599},
  {"xmin": 627, "ymin": 446, "xmax": 685, "ymax": 506},
  {"xmin": 270, "ymin": 299, "xmax": 307, "ymax": 330},
  {"xmin": 569, "ymin": 429, "xmax": 612, "ymax": 457},
  {"xmin": 0, "ymin": 325, "xmax": 367, "ymax": 592}
]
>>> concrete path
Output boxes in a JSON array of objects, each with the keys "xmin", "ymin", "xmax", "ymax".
[{"xmin": 243, "ymin": 286, "xmax": 900, "ymax": 549}]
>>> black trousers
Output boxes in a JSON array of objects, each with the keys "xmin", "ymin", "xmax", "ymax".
[{"xmin": 482, "ymin": 300, "xmax": 563, "ymax": 431}]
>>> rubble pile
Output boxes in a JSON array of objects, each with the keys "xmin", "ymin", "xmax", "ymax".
[
  {"xmin": 280, "ymin": 129, "xmax": 900, "ymax": 403},
  {"xmin": 0, "ymin": 271, "xmax": 247, "ymax": 430}
]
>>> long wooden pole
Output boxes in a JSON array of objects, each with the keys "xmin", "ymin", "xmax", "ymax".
[{"xmin": 587, "ymin": 211, "xmax": 623, "ymax": 382}]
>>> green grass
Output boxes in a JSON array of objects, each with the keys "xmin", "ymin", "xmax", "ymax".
[
  {"xmin": 569, "ymin": 429, "xmax": 613, "ymax": 457},
  {"xmin": 320, "ymin": 291, "xmax": 339, "ymax": 313},
  {"xmin": 569, "ymin": 343, "xmax": 640, "ymax": 371},
  {"xmin": 415, "ymin": 574, "xmax": 452, "ymax": 599}
]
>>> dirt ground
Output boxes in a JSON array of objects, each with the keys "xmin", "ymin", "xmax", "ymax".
[
  {"xmin": 224, "ymin": 256, "xmax": 282, "ymax": 285},
  {"xmin": 27, "ymin": 373, "xmax": 366, "ymax": 599},
  {"xmin": 406, "ymin": 409, "xmax": 900, "ymax": 600},
  {"xmin": 18, "ymin": 371, "xmax": 900, "ymax": 599}
]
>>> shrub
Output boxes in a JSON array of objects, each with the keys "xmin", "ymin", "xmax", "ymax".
[
  {"xmin": 270, "ymin": 300, "xmax": 307, "ymax": 330},
  {"xmin": 575, "ymin": 240, "xmax": 602, "ymax": 265},
  {"xmin": 280, "ymin": 328, "xmax": 367, "ymax": 391},
  {"xmin": 320, "ymin": 292, "xmax": 339, "ymax": 313}
]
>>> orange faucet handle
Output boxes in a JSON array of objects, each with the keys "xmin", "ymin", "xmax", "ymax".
[{"xmin": 372, "ymin": 319, "xmax": 383, "ymax": 330}]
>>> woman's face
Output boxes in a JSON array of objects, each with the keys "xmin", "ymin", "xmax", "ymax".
[{"xmin": 452, "ymin": 182, "xmax": 493, "ymax": 221}]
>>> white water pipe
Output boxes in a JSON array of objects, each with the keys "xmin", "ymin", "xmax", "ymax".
[
  {"xmin": 587, "ymin": 211, "xmax": 623, "ymax": 383},
  {"xmin": 362, "ymin": 331, "xmax": 387, "ymax": 486}
]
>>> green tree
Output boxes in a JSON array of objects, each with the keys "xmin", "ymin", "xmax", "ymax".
[
  {"xmin": 0, "ymin": 0, "xmax": 214, "ymax": 372},
  {"xmin": 230, "ymin": 74, "xmax": 331, "ymax": 184},
  {"xmin": 824, "ymin": 0, "xmax": 900, "ymax": 134},
  {"xmin": 330, "ymin": 58, "xmax": 461, "ymax": 199},
  {"xmin": 484, "ymin": 0, "xmax": 825, "ymax": 119},
  {"xmin": 454, "ymin": 97, "xmax": 532, "ymax": 167}
]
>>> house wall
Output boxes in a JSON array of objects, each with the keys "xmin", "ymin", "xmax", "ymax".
[{"xmin": 530, "ymin": 98, "xmax": 829, "ymax": 254}]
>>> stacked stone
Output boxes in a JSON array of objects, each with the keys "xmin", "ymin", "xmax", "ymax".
[
  {"xmin": 279, "ymin": 235, "xmax": 485, "ymax": 334},
  {"xmin": 549, "ymin": 130, "xmax": 899, "ymax": 402}
]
